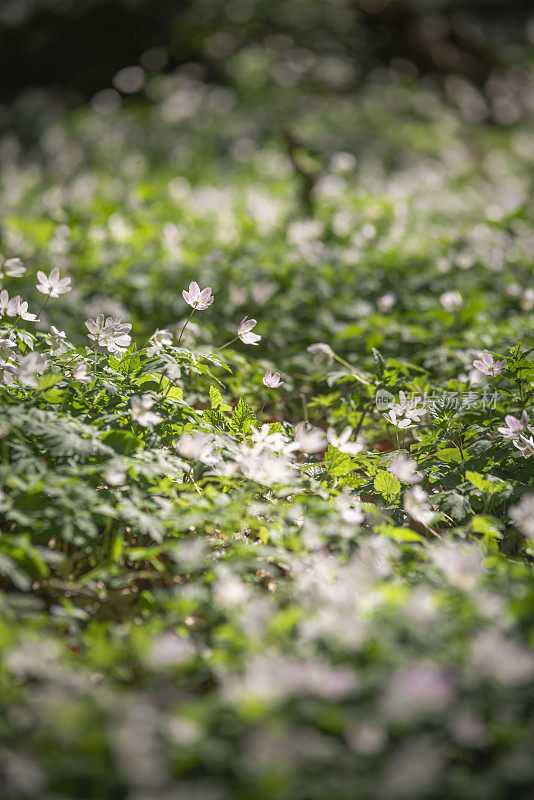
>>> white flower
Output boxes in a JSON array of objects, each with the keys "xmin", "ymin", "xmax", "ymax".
[
  {"xmin": 326, "ymin": 426, "xmax": 365, "ymax": 456},
  {"xmin": 291, "ymin": 424, "xmax": 327, "ymax": 454},
  {"xmin": 0, "ymin": 359, "xmax": 18, "ymax": 384},
  {"xmin": 0, "ymin": 257, "xmax": 26, "ymax": 278},
  {"xmin": 103, "ymin": 461, "xmax": 127, "ymax": 486},
  {"xmin": 36, "ymin": 267, "xmax": 72, "ymax": 298},
  {"xmin": 238, "ymin": 316, "xmax": 261, "ymax": 346},
  {"xmin": 509, "ymin": 494, "xmax": 534, "ymax": 538},
  {"xmin": 177, "ymin": 433, "xmax": 217, "ymax": 465},
  {"xmin": 0, "ymin": 289, "xmax": 11, "ymax": 316},
  {"xmin": 439, "ymin": 290, "xmax": 463, "ymax": 312},
  {"xmin": 73, "ymin": 362, "xmax": 91, "ymax": 384},
  {"xmin": 85, "ymin": 314, "xmax": 132, "ymax": 354},
  {"xmin": 430, "ymin": 543, "xmax": 483, "ymax": 591},
  {"xmin": 182, "ymin": 281, "xmax": 213, "ymax": 310},
  {"xmin": 237, "ymin": 446, "xmax": 295, "ymax": 485},
  {"xmin": 262, "ymin": 369, "xmax": 283, "ymax": 388},
  {"xmin": 470, "ymin": 630, "xmax": 534, "ymax": 686},
  {"xmin": 497, "ymin": 411, "xmax": 528, "ymax": 440},
  {"xmin": 472, "ymin": 350, "xmax": 505, "ymax": 377},
  {"xmin": 8, "ymin": 296, "xmax": 38, "ymax": 322},
  {"xmin": 0, "ymin": 337, "xmax": 16, "ymax": 359},
  {"xmin": 377, "ymin": 293, "xmax": 396, "ymax": 313},
  {"xmin": 151, "ymin": 328, "xmax": 173, "ymax": 347},
  {"xmin": 46, "ymin": 326, "xmax": 71, "ymax": 355},
  {"xmin": 17, "ymin": 352, "xmax": 49, "ymax": 387},
  {"xmin": 336, "ymin": 493, "xmax": 364, "ymax": 525},
  {"xmin": 513, "ymin": 435, "xmax": 534, "ymax": 458},
  {"xmin": 145, "ymin": 632, "xmax": 195, "ymax": 668},
  {"xmin": 0, "ymin": 291, "xmax": 37, "ymax": 321},
  {"xmin": 404, "ymin": 486, "xmax": 433, "ymax": 526},
  {"xmin": 307, "ymin": 342, "xmax": 335, "ymax": 364},
  {"xmin": 384, "ymin": 391, "xmax": 426, "ymax": 429},
  {"xmin": 388, "ymin": 453, "xmax": 421, "ymax": 484},
  {"xmin": 130, "ymin": 395, "xmax": 162, "ymax": 427},
  {"xmin": 250, "ymin": 424, "xmax": 290, "ymax": 454},
  {"xmin": 520, "ymin": 288, "xmax": 534, "ymax": 312}
]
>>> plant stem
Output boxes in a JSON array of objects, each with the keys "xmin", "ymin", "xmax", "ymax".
[
  {"xmin": 177, "ymin": 309, "xmax": 195, "ymax": 345},
  {"xmin": 35, "ymin": 294, "xmax": 50, "ymax": 320},
  {"xmin": 354, "ymin": 394, "xmax": 375, "ymax": 437},
  {"xmin": 212, "ymin": 336, "xmax": 238, "ymax": 353}
]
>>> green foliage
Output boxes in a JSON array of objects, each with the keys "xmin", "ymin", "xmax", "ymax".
[{"xmin": 1, "ymin": 55, "xmax": 534, "ymax": 800}]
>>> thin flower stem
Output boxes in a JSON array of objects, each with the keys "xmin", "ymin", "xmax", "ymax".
[
  {"xmin": 425, "ymin": 524, "xmax": 444, "ymax": 541},
  {"xmin": 259, "ymin": 389, "xmax": 268, "ymax": 417},
  {"xmin": 35, "ymin": 294, "xmax": 50, "ymax": 320},
  {"xmin": 332, "ymin": 353, "xmax": 371, "ymax": 385},
  {"xmin": 212, "ymin": 336, "xmax": 238, "ymax": 353},
  {"xmin": 301, "ymin": 393, "xmax": 308, "ymax": 423},
  {"xmin": 177, "ymin": 308, "xmax": 195, "ymax": 345},
  {"xmin": 354, "ymin": 394, "xmax": 375, "ymax": 438}
]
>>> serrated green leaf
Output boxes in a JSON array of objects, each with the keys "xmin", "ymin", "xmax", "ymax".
[
  {"xmin": 209, "ymin": 385, "xmax": 231, "ymax": 414},
  {"xmin": 325, "ymin": 446, "xmax": 355, "ymax": 477},
  {"xmin": 231, "ymin": 397, "xmax": 256, "ymax": 434},
  {"xmin": 435, "ymin": 448, "xmax": 462, "ymax": 463},
  {"xmin": 374, "ymin": 470, "xmax": 401, "ymax": 502}
]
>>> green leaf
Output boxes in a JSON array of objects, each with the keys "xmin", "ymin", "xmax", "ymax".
[
  {"xmin": 209, "ymin": 385, "xmax": 231, "ymax": 414},
  {"xmin": 39, "ymin": 374, "xmax": 63, "ymax": 390},
  {"xmin": 374, "ymin": 470, "xmax": 401, "ymax": 502},
  {"xmin": 325, "ymin": 446, "xmax": 355, "ymax": 477},
  {"xmin": 441, "ymin": 491, "xmax": 471, "ymax": 521},
  {"xmin": 470, "ymin": 515, "xmax": 502, "ymax": 538},
  {"xmin": 466, "ymin": 470, "xmax": 490, "ymax": 492},
  {"xmin": 231, "ymin": 397, "xmax": 256, "ymax": 434},
  {"xmin": 41, "ymin": 388, "xmax": 64, "ymax": 403},
  {"xmin": 435, "ymin": 448, "xmax": 462, "ymax": 463},
  {"xmin": 204, "ymin": 409, "xmax": 230, "ymax": 431},
  {"xmin": 101, "ymin": 429, "xmax": 142, "ymax": 455},
  {"xmin": 376, "ymin": 523, "xmax": 423, "ymax": 543},
  {"xmin": 372, "ymin": 348, "xmax": 385, "ymax": 380},
  {"xmin": 111, "ymin": 345, "xmax": 141, "ymax": 375}
]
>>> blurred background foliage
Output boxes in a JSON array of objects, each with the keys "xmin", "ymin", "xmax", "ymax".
[{"xmin": 1, "ymin": 0, "xmax": 532, "ymax": 107}]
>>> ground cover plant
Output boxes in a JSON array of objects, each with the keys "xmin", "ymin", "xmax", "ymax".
[{"xmin": 1, "ymin": 9, "xmax": 534, "ymax": 798}]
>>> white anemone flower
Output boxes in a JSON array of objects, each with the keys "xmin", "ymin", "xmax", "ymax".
[
  {"xmin": 85, "ymin": 314, "xmax": 132, "ymax": 354},
  {"xmin": 326, "ymin": 426, "xmax": 364, "ymax": 456},
  {"xmin": 0, "ymin": 337, "xmax": 16, "ymax": 359},
  {"xmin": 262, "ymin": 369, "xmax": 283, "ymax": 388},
  {"xmin": 9, "ymin": 296, "xmax": 38, "ymax": 322},
  {"xmin": 439, "ymin": 290, "xmax": 463, "ymax": 312},
  {"xmin": 509, "ymin": 495, "xmax": 534, "ymax": 538},
  {"xmin": 291, "ymin": 424, "xmax": 327, "ymax": 454},
  {"xmin": 36, "ymin": 267, "xmax": 72, "ymax": 298},
  {"xmin": 177, "ymin": 433, "xmax": 217, "ymax": 465},
  {"xmin": 388, "ymin": 453, "xmax": 421, "ymax": 484},
  {"xmin": 404, "ymin": 486, "xmax": 434, "ymax": 526},
  {"xmin": 130, "ymin": 395, "xmax": 162, "ymax": 427},
  {"xmin": 17, "ymin": 352, "xmax": 49, "ymax": 387},
  {"xmin": 103, "ymin": 462, "xmax": 127, "ymax": 486},
  {"xmin": 307, "ymin": 342, "xmax": 335, "ymax": 364},
  {"xmin": 497, "ymin": 412, "xmax": 529, "ymax": 440},
  {"xmin": 151, "ymin": 329, "xmax": 173, "ymax": 347},
  {"xmin": 472, "ymin": 350, "xmax": 505, "ymax": 377},
  {"xmin": 46, "ymin": 326, "xmax": 72, "ymax": 355},
  {"xmin": 73, "ymin": 362, "xmax": 91, "ymax": 384},
  {"xmin": 182, "ymin": 282, "xmax": 214, "ymax": 310},
  {"xmin": 336, "ymin": 493, "xmax": 364, "ymax": 525},
  {"xmin": 384, "ymin": 391, "xmax": 426, "ymax": 429},
  {"xmin": 238, "ymin": 316, "xmax": 261, "ymax": 346},
  {"xmin": 0, "ymin": 257, "xmax": 26, "ymax": 278},
  {"xmin": 250, "ymin": 424, "xmax": 290, "ymax": 454}
]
